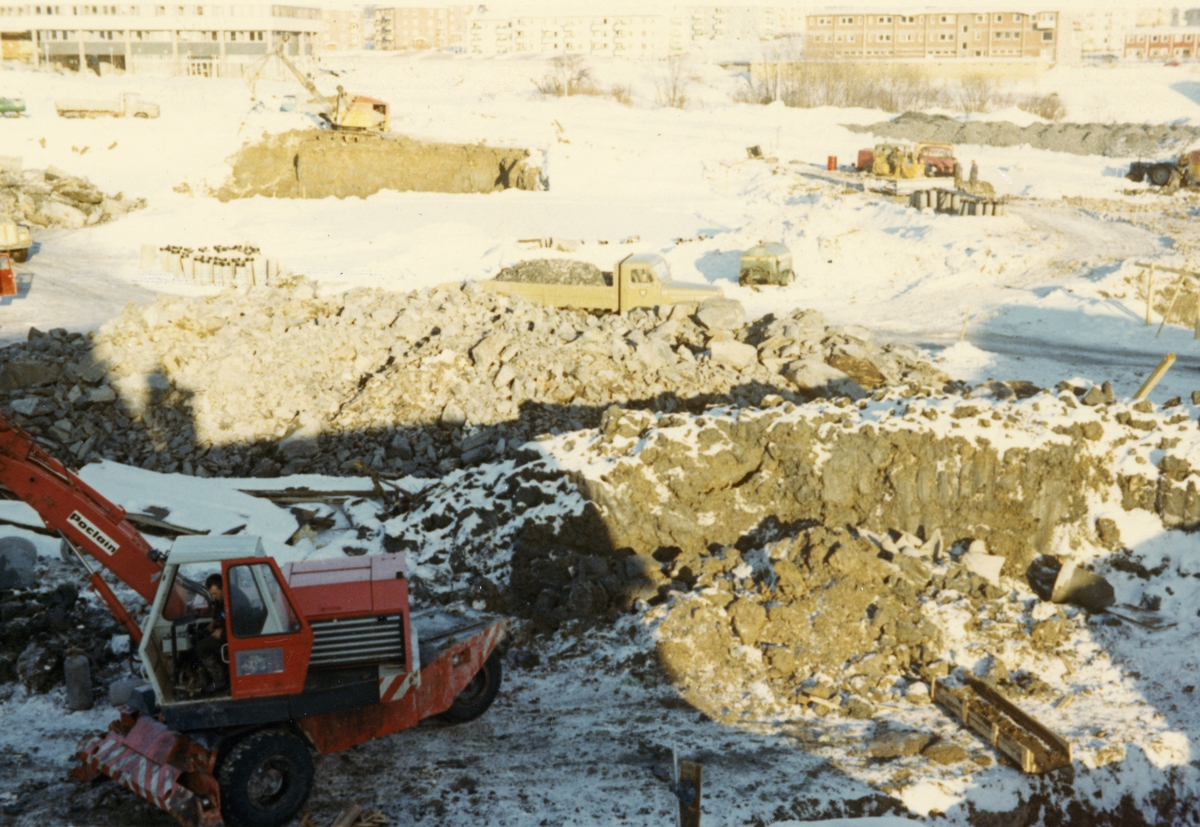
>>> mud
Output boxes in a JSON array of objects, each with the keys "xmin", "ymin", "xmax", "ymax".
[
  {"xmin": 847, "ymin": 112, "xmax": 1200, "ymax": 158},
  {"xmin": 216, "ymin": 129, "xmax": 544, "ymax": 201}
]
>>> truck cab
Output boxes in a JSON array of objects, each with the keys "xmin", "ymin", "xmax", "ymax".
[{"xmin": 615, "ymin": 253, "xmax": 719, "ymax": 313}]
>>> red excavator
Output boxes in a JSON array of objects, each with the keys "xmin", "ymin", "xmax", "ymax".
[{"xmin": 0, "ymin": 409, "xmax": 506, "ymax": 827}]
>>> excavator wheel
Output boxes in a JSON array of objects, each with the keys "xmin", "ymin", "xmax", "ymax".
[
  {"xmin": 1150, "ymin": 164, "xmax": 1175, "ymax": 187},
  {"xmin": 218, "ymin": 729, "xmax": 314, "ymax": 827},
  {"xmin": 438, "ymin": 649, "xmax": 503, "ymax": 724},
  {"xmin": 11, "ymin": 248, "xmax": 27, "ymax": 263}
]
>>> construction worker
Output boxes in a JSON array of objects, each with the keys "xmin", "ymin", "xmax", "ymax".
[
  {"xmin": 969, "ymin": 160, "xmax": 979, "ymax": 186},
  {"xmin": 196, "ymin": 573, "xmax": 229, "ymax": 692}
]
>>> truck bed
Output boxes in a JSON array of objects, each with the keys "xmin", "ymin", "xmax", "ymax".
[{"xmin": 480, "ymin": 279, "xmax": 618, "ymax": 311}]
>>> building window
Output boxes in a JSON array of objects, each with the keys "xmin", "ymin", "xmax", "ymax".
[
  {"xmin": 1014, "ymin": 13, "xmax": 1021, "ymax": 21},
  {"xmin": 1042, "ymin": 31, "xmax": 1053, "ymax": 41},
  {"xmin": 975, "ymin": 14, "xmax": 985, "ymax": 23},
  {"xmin": 839, "ymin": 16, "xmax": 853, "ymax": 25},
  {"xmin": 995, "ymin": 14, "xmax": 1003, "ymax": 22},
  {"xmin": 877, "ymin": 15, "xmax": 890, "ymax": 23}
]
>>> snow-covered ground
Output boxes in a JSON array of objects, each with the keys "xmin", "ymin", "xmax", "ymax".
[{"xmin": 6, "ymin": 53, "xmax": 1200, "ymax": 826}]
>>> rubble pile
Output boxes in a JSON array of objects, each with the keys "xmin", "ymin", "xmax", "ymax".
[
  {"xmin": 0, "ymin": 283, "xmax": 947, "ymax": 478},
  {"xmin": 494, "ymin": 258, "xmax": 607, "ymax": 285},
  {"xmin": 651, "ymin": 525, "xmax": 1009, "ymax": 724},
  {"xmin": 0, "ymin": 575, "xmax": 123, "ymax": 700},
  {"xmin": 846, "ymin": 112, "xmax": 1200, "ymax": 159},
  {"xmin": 0, "ymin": 162, "xmax": 144, "ymax": 229}
]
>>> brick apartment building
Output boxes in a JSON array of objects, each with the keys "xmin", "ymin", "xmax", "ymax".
[
  {"xmin": 1123, "ymin": 28, "xmax": 1200, "ymax": 60},
  {"xmin": 373, "ymin": 3, "xmax": 471, "ymax": 50},
  {"xmin": 806, "ymin": 10, "xmax": 1059, "ymax": 61}
]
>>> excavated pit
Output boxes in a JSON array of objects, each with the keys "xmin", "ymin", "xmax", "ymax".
[{"xmin": 216, "ymin": 129, "xmax": 543, "ymax": 201}]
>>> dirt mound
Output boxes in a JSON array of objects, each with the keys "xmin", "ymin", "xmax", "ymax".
[
  {"xmin": 216, "ymin": 130, "xmax": 544, "ymax": 200},
  {"xmin": 846, "ymin": 112, "xmax": 1200, "ymax": 158},
  {"xmin": 0, "ymin": 162, "xmax": 144, "ymax": 229},
  {"xmin": 653, "ymin": 525, "xmax": 955, "ymax": 722},
  {"xmin": 495, "ymin": 258, "xmax": 607, "ymax": 286}
]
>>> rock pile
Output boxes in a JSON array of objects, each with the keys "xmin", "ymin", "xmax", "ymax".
[
  {"xmin": 846, "ymin": 112, "xmax": 1200, "ymax": 159},
  {"xmin": 0, "ymin": 283, "xmax": 947, "ymax": 479},
  {"xmin": 494, "ymin": 258, "xmax": 607, "ymax": 285},
  {"xmin": 0, "ymin": 576, "xmax": 123, "ymax": 699},
  {"xmin": 0, "ymin": 161, "xmax": 144, "ymax": 229}
]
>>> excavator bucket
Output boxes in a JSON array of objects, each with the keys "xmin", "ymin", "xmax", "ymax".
[{"xmin": 73, "ymin": 710, "xmax": 223, "ymax": 827}]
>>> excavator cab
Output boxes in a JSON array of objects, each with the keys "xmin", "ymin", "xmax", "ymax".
[{"xmin": 140, "ymin": 536, "xmax": 312, "ymax": 709}]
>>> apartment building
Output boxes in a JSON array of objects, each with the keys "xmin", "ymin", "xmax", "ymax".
[
  {"xmin": 1062, "ymin": 7, "xmax": 1136, "ymax": 57},
  {"xmin": 805, "ymin": 10, "xmax": 1059, "ymax": 61},
  {"xmin": 372, "ymin": 3, "xmax": 471, "ymax": 50},
  {"xmin": 466, "ymin": 5, "xmax": 804, "ymax": 59},
  {"xmin": 1124, "ymin": 27, "xmax": 1200, "ymax": 59},
  {"xmin": 317, "ymin": 7, "xmax": 364, "ymax": 51},
  {"xmin": 0, "ymin": 2, "xmax": 319, "ymax": 76}
]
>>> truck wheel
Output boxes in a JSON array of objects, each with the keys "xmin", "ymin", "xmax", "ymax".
[
  {"xmin": 218, "ymin": 729, "xmax": 314, "ymax": 827},
  {"xmin": 438, "ymin": 649, "xmax": 502, "ymax": 724},
  {"xmin": 1150, "ymin": 164, "xmax": 1174, "ymax": 186},
  {"xmin": 11, "ymin": 249, "xmax": 27, "ymax": 263}
]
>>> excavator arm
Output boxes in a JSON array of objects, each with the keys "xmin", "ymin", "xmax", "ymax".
[{"xmin": 0, "ymin": 410, "xmax": 171, "ymax": 640}]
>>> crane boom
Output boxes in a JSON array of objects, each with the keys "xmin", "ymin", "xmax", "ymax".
[{"xmin": 0, "ymin": 410, "xmax": 167, "ymax": 637}]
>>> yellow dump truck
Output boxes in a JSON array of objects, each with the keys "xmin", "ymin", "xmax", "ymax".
[
  {"xmin": 0, "ymin": 219, "xmax": 32, "ymax": 263},
  {"xmin": 481, "ymin": 253, "xmax": 720, "ymax": 313}
]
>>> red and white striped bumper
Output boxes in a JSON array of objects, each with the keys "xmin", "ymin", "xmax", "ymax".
[{"xmin": 73, "ymin": 714, "xmax": 222, "ymax": 827}]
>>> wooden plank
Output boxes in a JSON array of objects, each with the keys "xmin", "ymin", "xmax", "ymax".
[
  {"xmin": 1135, "ymin": 261, "xmax": 1200, "ymax": 279},
  {"xmin": 329, "ymin": 804, "xmax": 363, "ymax": 827},
  {"xmin": 238, "ymin": 488, "xmax": 377, "ymax": 505},
  {"xmin": 934, "ymin": 678, "xmax": 1071, "ymax": 774},
  {"xmin": 124, "ymin": 512, "xmax": 209, "ymax": 537}
]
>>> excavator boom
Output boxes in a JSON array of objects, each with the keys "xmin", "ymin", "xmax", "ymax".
[{"xmin": 0, "ymin": 410, "xmax": 164, "ymax": 628}]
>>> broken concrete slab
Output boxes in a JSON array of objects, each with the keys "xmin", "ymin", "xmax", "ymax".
[
  {"xmin": 695, "ymin": 298, "xmax": 746, "ymax": 331},
  {"xmin": 1050, "ymin": 560, "xmax": 1115, "ymax": 612},
  {"xmin": 962, "ymin": 549, "xmax": 1005, "ymax": 586}
]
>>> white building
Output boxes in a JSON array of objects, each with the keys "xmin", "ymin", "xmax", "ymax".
[
  {"xmin": 1062, "ymin": 7, "xmax": 1137, "ymax": 57},
  {"xmin": 466, "ymin": 3, "xmax": 804, "ymax": 60},
  {"xmin": 0, "ymin": 2, "xmax": 321, "ymax": 76}
]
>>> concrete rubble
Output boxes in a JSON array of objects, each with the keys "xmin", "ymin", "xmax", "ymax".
[
  {"xmin": 0, "ymin": 284, "xmax": 948, "ymax": 479},
  {"xmin": 0, "ymin": 160, "xmax": 145, "ymax": 229}
]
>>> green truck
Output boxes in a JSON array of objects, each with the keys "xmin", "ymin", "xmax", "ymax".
[
  {"xmin": 739, "ymin": 243, "xmax": 794, "ymax": 286},
  {"xmin": 0, "ymin": 97, "xmax": 25, "ymax": 117}
]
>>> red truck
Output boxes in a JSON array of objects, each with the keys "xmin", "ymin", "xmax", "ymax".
[{"xmin": 0, "ymin": 409, "xmax": 506, "ymax": 827}]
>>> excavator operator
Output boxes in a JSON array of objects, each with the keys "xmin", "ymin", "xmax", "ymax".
[{"xmin": 197, "ymin": 573, "xmax": 229, "ymax": 692}]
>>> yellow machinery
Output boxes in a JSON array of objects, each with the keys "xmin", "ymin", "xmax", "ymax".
[
  {"xmin": 246, "ymin": 38, "xmax": 388, "ymax": 133},
  {"xmin": 871, "ymin": 143, "xmax": 926, "ymax": 180}
]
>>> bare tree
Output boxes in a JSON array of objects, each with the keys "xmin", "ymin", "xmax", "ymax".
[
  {"xmin": 534, "ymin": 54, "xmax": 594, "ymax": 97},
  {"xmin": 655, "ymin": 55, "xmax": 694, "ymax": 109}
]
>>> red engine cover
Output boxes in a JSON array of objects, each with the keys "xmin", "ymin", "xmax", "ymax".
[{"xmin": 282, "ymin": 553, "xmax": 408, "ymax": 619}]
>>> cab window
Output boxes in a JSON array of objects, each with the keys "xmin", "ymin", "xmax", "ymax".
[{"xmin": 228, "ymin": 563, "xmax": 301, "ymax": 638}]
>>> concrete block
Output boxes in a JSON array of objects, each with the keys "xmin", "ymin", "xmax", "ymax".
[
  {"xmin": 0, "ymin": 536, "xmax": 38, "ymax": 589},
  {"xmin": 64, "ymin": 654, "xmax": 93, "ymax": 711},
  {"xmin": 1050, "ymin": 560, "xmax": 1115, "ymax": 613},
  {"xmin": 962, "ymin": 550, "xmax": 1004, "ymax": 586},
  {"xmin": 139, "ymin": 243, "xmax": 158, "ymax": 269},
  {"xmin": 107, "ymin": 677, "xmax": 143, "ymax": 708}
]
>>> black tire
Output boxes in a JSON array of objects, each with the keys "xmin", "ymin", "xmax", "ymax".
[
  {"xmin": 438, "ymin": 649, "xmax": 502, "ymax": 724},
  {"xmin": 1150, "ymin": 164, "xmax": 1174, "ymax": 186},
  {"xmin": 11, "ymin": 248, "xmax": 27, "ymax": 263},
  {"xmin": 218, "ymin": 729, "xmax": 314, "ymax": 827}
]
